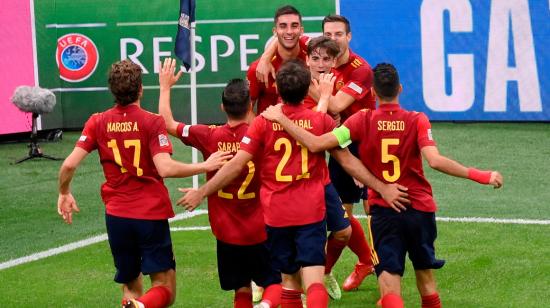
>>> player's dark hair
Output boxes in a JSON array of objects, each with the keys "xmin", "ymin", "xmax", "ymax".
[
  {"xmin": 274, "ymin": 5, "xmax": 302, "ymax": 24},
  {"xmin": 307, "ymin": 36, "xmax": 340, "ymax": 58},
  {"xmin": 276, "ymin": 59, "xmax": 311, "ymax": 105},
  {"xmin": 373, "ymin": 63, "xmax": 400, "ymax": 101},
  {"xmin": 322, "ymin": 15, "xmax": 351, "ymax": 33},
  {"xmin": 221, "ymin": 78, "xmax": 250, "ymax": 119},
  {"xmin": 108, "ymin": 60, "xmax": 142, "ymax": 106}
]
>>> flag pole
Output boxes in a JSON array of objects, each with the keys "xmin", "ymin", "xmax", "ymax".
[{"xmin": 190, "ymin": 20, "xmax": 199, "ymax": 189}]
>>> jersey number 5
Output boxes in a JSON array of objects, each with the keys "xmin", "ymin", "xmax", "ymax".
[
  {"xmin": 381, "ymin": 138, "xmax": 400, "ymax": 182},
  {"xmin": 218, "ymin": 161, "xmax": 256, "ymax": 200},
  {"xmin": 107, "ymin": 139, "xmax": 143, "ymax": 176}
]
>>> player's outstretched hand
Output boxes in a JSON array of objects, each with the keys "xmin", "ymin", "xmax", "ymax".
[
  {"xmin": 261, "ymin": 103, "xmax": 284, "ymax": 122},
  {"xmin": 256, "ymin": 58, "xmax": 276, "ymax": 89},
  {"xmin": 57, "ymin": 193, "xmax": 80, "ymax": 224},
  {"xmin": 380, "ymin": 183, "xmax": 410, "ymax": 213},
  {"xmin": 490, "ymin": 171, "xmax": 503, "ymax": 189},
  {"xmin": 177, "ymin": 188, "xmax": 203, "ymax": 211},
  {"xmin": 159, "ymin": 58, "xmax": 183, "ymax": 89},
  {"xmin": 203, "ymin": 151, "xmax": 233, "ymax": 172}
]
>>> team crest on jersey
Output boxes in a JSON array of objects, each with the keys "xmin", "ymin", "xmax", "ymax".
[
  {"xmin": 335, "ymin": 80, "xmax": 345, "ymax": 91},
  {"xmin": 56, "ymin": 33, "xmax": 99, "ymax": 82}
]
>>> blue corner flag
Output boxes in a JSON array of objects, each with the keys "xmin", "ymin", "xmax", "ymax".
[{"xmin": 175, "ymin": 0, "xmax": 196, "ymax": 71}]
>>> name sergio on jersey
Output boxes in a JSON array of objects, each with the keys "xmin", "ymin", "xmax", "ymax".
[
  {"xmin": 377, "ymin": 120, "xmax": 405, "ymax": 131},
  {"xmin": 272, "ymin": 119, "xmax": 313, "ymax": 131},
  {"xmin": 107, "ymin": 121, "xmax": 139, "ymax": 133},
  {"xmin": 218, "ymin": 142, "xmax": 240, "ymax": 153}
]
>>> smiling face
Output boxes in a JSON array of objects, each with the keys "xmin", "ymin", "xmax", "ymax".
[
  {"xmin": 307, "ymin": 48, "xmax": 336, "ymax": 80},
  {"xmin": 323, "ymin": 21, "xmax": 351, "ymax": 58},
  {"xmin": 273, "ymin": 14, "xmax": 304, "ymax": 50}
]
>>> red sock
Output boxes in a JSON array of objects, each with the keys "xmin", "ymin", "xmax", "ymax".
[
  {"xmin": 381, "ymin": 293, "xmax": 404, "ymax": 308},
  {"xmin": 306, "ymin": 283, "xmax": 328, "ymax": 308},
  {"xmin": 281, "ymin": 288, "xmax": 302, "ymax": 308},
  {"xmin": 261, "ymin": 284, "xmax": 282, "ymax": 307},
  {"xmin": 137, "ymin": 286, "xmax": 172, "ymax": 308},
  {"xmin": 234, "ymin": 291, "xmax": 252, "ymax": 308},
  {"xmin": 348, "ymin": 216, "xmax": 373, "ymax": 266},
  {"xmin": 325, "ymin": 236, "xmax": 348, "ymax": 274},
  {"xmin": 421, "ymin": 293, "xmax": 441, "ymax": 308}
]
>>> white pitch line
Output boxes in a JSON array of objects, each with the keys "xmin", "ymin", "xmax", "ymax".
[
  {"xmin": 0, "ymin": 234, "xmax": 108, "ymax": 271},
  {"xmin": 169, "ymin": 209, "xmax": 208, "ymax": 222},
  {"xmin": 2, "ymin": 212, "xmax": 548, "ymax": 271},
  {"xmin": 355, "ymin": 215, "xmax": 550, "ymax": 225},
  {"xmin": 0, "ymin": 210, "xmax": 208, "ymax": 271},
  {"xmin": 435, "ymin": 216, "xmax": 550, "ymax": 225},
  {"xmin": 171, "ymin": 226, "xmax": 211, "ymax": 231}
]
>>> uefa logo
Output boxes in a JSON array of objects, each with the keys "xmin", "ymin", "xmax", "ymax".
[{"xmin": 56, "ymin": 33, "xmax": 99, "ymax": 82}]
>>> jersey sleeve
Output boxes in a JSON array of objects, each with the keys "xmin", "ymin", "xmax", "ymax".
[
  {"xmin": 239, "ymin": 116, "xmax": 264, "ymax": 156},
  {"xmin": 342, "ymin": 110, "xmax": 367, "ymax": 143},
  {"xmin": 340, "ymin": 64, "xmax": 373, "ymax": 101},
  {"xmin": 322, "ymin": 112, "xmax": 337, "ymax": 133},
  {"xmin": 148, "ymin": 116, "xmax": 173, "ymax": 157},
  {"xmin": 76, "ymin": 114, "xmax": 99, "ymax": 152},
  {"xmin": 416, "ymin": 112, "xmax": 436, "ymax": 148},
  {"xmin": 176, "ymin": 122, "xmax": 211, "ymax": 153}
]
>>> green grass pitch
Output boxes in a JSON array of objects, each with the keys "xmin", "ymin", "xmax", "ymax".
[{"xmin": 0, "ymin": 123, "xmax": 549, "ymax": 307}]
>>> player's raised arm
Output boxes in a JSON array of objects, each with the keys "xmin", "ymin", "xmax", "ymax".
[
  {"xmin": 158, "ymin": 57, "xmax": 183, "ymax": 136},
  {"xmin": 261, "ymin": 104, "xmax": 339, "ymax": 152},
  {"xmin": 307, "ymin": 85, "xmax": 357, "ymax": 115},
  {"xmin": 329, "ymin": 147, "xmax": 409, "ymax": 212},
  {"xmin": 152, "ymin": 150, "xmax": 232, "ymax": 179},
  {"xmin": 326, "ymin": 91, "xmax": 358, "ymax": 114},
  {"xmin": 421, "ymin": 146, "xmax": 503, "ymax": 188},
  {"xmin": 177, "ymin": 150, "xmax": 253, "ymax": 211},
  {"xmin": 256, "ymin": 39, "xmax": 277, "ymax": 87}
]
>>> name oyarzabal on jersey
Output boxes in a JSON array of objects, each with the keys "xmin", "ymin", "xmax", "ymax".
[{"xmin": 240, "ymin": 119, "xmax": 315, "ymax": 141}]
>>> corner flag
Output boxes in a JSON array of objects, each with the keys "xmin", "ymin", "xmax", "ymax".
[{"xmin": 175, "ymin": 0, "xmax": 196, "ymax": 70}]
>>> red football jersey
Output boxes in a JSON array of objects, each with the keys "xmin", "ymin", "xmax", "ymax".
[
  {"xmin": 333, "ymin": 50, "xmax": 376, "ymax": 121},
  {"xmin": 240, "ymin": 104, "xmax": 335, "ymax": 227},
  {"xmin": 176, "ymin": 122, "xmax": 265, "ymax": 245},
  {"xmin": 343, "ymin": 103, "xmax": 437, "ymax": 212},
  {"xmin": 76, "ymin": 104, "xmax": 174, "ymax": 220},
  {"xmin": 247, "ymin": 36, "xmax": 309, "ymax": 114},
  {"xmin": 274, "ymin": 95, "xmax": 317, "ymax": 111}
]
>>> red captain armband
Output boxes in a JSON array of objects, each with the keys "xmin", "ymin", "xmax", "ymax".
[{"xmin": 468, "ymin": 168, "xmax": 492, "ymax": 184}]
